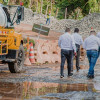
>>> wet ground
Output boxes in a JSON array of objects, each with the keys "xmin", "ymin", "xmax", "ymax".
[{"xmin": 0, "ymin": 60, "xmax": 100, "ymax": 100}]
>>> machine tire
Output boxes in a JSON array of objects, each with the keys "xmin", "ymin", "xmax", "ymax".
[{"xmin": 8, "ymin": 45, "xmax": 25, "ymax": 73}]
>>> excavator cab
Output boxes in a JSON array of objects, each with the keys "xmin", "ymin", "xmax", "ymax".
[{"xmin": 0, "ymin": 3, "xmax": 25, "ymax": 73}]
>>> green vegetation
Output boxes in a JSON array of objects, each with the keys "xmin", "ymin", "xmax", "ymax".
[{"xmin": 0, "ymin": 0, "xmax": 100, "ymax": 19}]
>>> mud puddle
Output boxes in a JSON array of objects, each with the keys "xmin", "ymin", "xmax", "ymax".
[{"xmin": 0, "ymin": 81, "xmax": 100, "ymax": 100}]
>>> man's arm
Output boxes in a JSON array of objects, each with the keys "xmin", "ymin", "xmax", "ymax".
[
  {"xmin": 58, "ymin": 36, "xmax": 61, "ymax": 48},
  {"xmin": 80, "ymin": 36, "xmax": 84, "ymax": 46},
  {"xmin": 83, "ymin": 39, "xmax": 86, "ymax": 50},
  {"xmin": 97, "ymin": 37, "xmax": 100, "ymax": 46},
  {"xmin": 71, "ymin": 36, "xmax": 76, "ymax": 53}
]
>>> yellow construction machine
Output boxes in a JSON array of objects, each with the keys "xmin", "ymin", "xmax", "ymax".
[{"xmin": 0, "ymin": 2, "xmax": 25, "ymax": 73}]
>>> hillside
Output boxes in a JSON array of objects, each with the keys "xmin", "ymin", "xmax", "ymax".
[{"xmin": 9, "ymin": 7, "xmax": 100, "ymax": 39}]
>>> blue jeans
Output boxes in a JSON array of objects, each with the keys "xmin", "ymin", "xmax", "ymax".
[
  {"xmin": 46, "ymin": 18, "xmax": 50, "ymax": 25},
  {"xmin": 87, "ymin": 50, "xmax": 98, "ymax": 76}
]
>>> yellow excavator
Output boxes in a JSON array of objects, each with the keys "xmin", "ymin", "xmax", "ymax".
[{"xmin": 0, "ymin": 2, "xmax": 25, "ymax": 73}]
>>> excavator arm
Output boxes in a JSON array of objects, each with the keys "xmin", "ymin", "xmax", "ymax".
[{"xmin": 0, "ymin": 3, "xmax": 24, "ymax": 28}]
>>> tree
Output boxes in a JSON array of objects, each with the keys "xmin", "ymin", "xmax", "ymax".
[{"xmin": 41, "ymin": 0, "xmax": 43, "ymax": 14}]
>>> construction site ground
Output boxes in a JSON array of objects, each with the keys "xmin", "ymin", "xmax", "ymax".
[
  {"xmin": 0, "ymin": 60, "xmax": 100, "ymax": 100},
  {"xmin": 15, "ymin": 23, "xmax": 62, "ymax": 40},
  {"xmin": 0, "ymin": 23, "xmax": 100, "ymax": 100}
]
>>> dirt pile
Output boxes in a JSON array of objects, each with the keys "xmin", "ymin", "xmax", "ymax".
[
  {"xmin": 9, "ymin": 7, "xmax": 100, "ymax": 37},
  {"xmin": 71, "ymin": 13, "xmax": 100, "ymax": 38}
]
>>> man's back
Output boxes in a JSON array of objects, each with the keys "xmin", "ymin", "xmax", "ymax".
[
  {"xmin": 58, "ymin": 33, "xmax": 75, "ymax": 51},
  {"xmin": 72, "ymin": 33, "xmax": 83, "ymax": 45},
  {"xmin": 97, "ymin": 32, "xmax": 100, "ymax": 38},
  {"xmin": 83, "ymin": 35, "xmax": 100, "ymax": 50}
]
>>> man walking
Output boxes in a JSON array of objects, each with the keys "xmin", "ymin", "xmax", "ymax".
[
  {"xmin": 97, "ymin": 32, "xmax": 100, "ymax": 58},
  {"xmin": 83, "ymin": 31, "xmax": 100, "ymax": 79},
  {"xmin": 46, "ymin": 11, "xmax": 51, "ymax": 25},
  {"xmin": 72, "ymin": 28, "xmax": 83, "ymax": 71},
  {"xmin": 58, "ymin": 28, "xmax": 76, "ymax": 78}
]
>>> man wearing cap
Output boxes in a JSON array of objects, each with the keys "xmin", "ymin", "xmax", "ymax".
[
  {"xmin": 72, "ymin": 28, "xmax": 83, "ymax": 71},
  {"xmin": 83, "ymin": 31, "xmax": 100, "ymax": 79},
  {"xmin": 58, "ymin": 28, "xmax": 76, "ymax": 78}
]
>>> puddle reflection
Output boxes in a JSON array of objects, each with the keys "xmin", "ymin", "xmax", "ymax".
[{"xmin": 0, "ymin": 82, "xmax": 99, "ymax": 100}]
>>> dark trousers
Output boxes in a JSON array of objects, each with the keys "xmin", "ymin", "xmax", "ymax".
[
  {"xmin": 76, "ymin": 44, "xmax": 80, "ymax": 69},
  {"xmin": 60, "ymin": 49, "xmax": 73, "ymax": 76},
  {"xmin": 71, "ymin": 44, "xmax": 80, "ymax": 71}
]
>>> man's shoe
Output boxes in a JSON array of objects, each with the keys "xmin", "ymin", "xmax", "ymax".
[
  {"xmin": 71, "ymin": 69, "xmax": 73, "ymax": 72},
  {"xmin": 68, "ymin": 73, "xmax": 73, "ymax": 77},
  {"xmin": 60, "ymin": 75, "xmax": 64, "ymax": 78},
  {"xmin": 77, "ymin": 67, "xmax": 80, "ymax": 71},
  {"xmin": 87, "ymin": 75, "xmax": 94, "ymax": 79}
]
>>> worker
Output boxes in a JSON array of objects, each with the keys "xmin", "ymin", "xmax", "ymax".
[
  {"xmin": 46, "ymin": 11, "xmax": 51, "ymax": 25},
  {"xmin": 83, "ymin": 31, "xmax": 100, "ymax": 79},
  {"xmin": 72, "ymin": 28, "xmax": 83, "ymax": 71},
  {"xmin": 58, "ymin": 28, "xmax": 76, "ymax": 78}
]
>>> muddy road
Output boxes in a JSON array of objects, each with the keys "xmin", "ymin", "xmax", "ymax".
[{"xmin": 0, "ymin": 62, "xmax": 100, "ymax": 100}]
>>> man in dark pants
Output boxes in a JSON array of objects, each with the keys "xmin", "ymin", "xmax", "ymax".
[
  {"xmin": 72, "ymin": 28, "xmax": 83, "ymax": 71},
  {"xmin": 58, "ymin": 28, "xmax": 76, "ymax": 78}
]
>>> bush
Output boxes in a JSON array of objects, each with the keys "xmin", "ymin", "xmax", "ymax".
[
  {"xmin": 23, "ymin": 38, "xmax": 35, "ymax": 47},
  {"xmin": 29, "ymin": 39, "xmax": 35, "ymax": 47}
]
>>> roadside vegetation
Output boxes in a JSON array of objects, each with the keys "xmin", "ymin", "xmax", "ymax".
[{"xmin": 0, "ymin": 0, "xmax": 100, "ymax": 19}]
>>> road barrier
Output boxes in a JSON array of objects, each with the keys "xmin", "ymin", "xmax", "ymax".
[
  {"xmin": 34, "ymin": 39, "xmax": 60, "ymax": 64},
  {"xmin": 29, "ymin": 43, "xmax": 35, "ymax": 63}
]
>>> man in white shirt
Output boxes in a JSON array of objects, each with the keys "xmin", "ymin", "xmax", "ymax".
[
  {"xmin": 58, "ymin": 28, "xmax": 76, "ymax": 78},
  {"xmin": 72, "ymin": 28, "xmax": 83, "ymax": 71},
  {"xmin": 97, "ymin": 32, "xmax": 100, "ymax": 57},
  {"xmin": 83, "ymin": 31, "xmax": 100, "ymax": 79}
]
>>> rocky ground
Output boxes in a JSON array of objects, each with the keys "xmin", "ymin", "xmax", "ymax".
[
  {"xmin": 1, "ymin": 6, "xmax": 100, "ymax": 100},
  {"xmin": 0, "ymin": 58, "xmax": 100, "ymax": 100}
]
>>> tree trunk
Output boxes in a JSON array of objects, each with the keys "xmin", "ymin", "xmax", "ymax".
[
  {"xmin": 8, "ymin": 0, "xmax": 10, "ymax": 5},
  {"xmin": 36, "ymin": 0, "xmax": 38, "ymax": 13},
  {"xmin": 51, "ymin": 0, "xmax": 52, "ymax": 14},
  {"xmin": 45, "ymin": 0, "xmax": 48, "ymax": 15},
  {"xmin": 89, "ymin": 9, "xmax": 91, "ymax": 14},
  {"xmin": 77, "ymin": 8, "xmax": 80, "ymax": 19},
  {"xmin": 55, "ymin": 8, "xmax": 59, "ymax": 17},
  {"xmin": 46, "ymin": 4, "xmax": 49, "ymax": 15},
  {"xmin": 98, "ymin": 2, "xmax": 100, "ymax": 12},
  {"xmin": 41, "ymin": 0, "xmax": 43, "ymax": 14},
  {"xmin": 65, "ymin": 8, "xmax": 67, "ymax": 19},
  {"xmin": 29, "ymin": 0, "xmax": 32, "ymax": 8}
]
